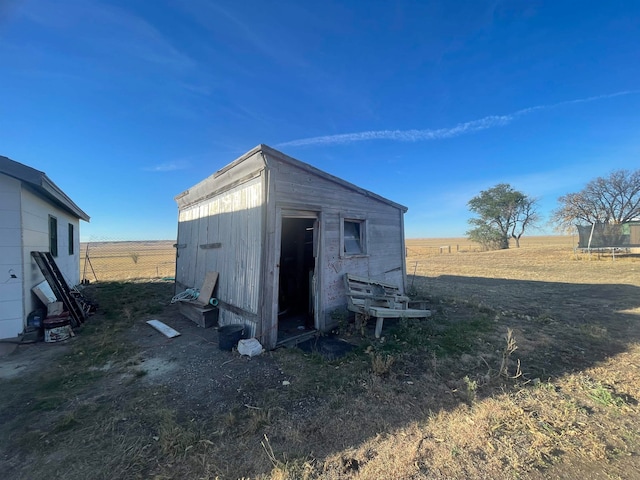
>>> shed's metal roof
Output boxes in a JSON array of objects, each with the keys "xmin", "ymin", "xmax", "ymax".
[
  {"xmin": 176, "ymin": 144, "xmax": 408, "ymax": 212},
  {"xmin": 0, "ymin": 155, "xmax": 90, "ymax": 221}
]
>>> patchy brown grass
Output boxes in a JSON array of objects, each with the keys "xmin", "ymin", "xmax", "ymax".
[{"xmin": 2, "ymin": 236, "xmax": 640, "ymax": 479}]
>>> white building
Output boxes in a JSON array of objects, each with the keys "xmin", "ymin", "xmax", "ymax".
[{"xmin": 0, "ymin": 156, "xmax": 90, "ymax": 339}]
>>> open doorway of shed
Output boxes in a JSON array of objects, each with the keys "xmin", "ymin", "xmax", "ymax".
[{"xmin": 277, "ymin": 216, "xmax": 317, "ymax": 344}]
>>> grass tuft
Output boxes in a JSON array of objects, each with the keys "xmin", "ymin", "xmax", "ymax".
[{"xmin": 371, "ymin": 353, "xmax": 395, "ymax": 376}]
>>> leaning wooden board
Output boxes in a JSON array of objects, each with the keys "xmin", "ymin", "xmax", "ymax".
[{"xmin": 196, "ymin": 271, "xmax": 218, "ymax": 306}]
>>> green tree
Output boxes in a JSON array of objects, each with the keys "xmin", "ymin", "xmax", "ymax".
[{"xmin": 467, "ymin": 184, "xmax": 539, "ymax": 250}]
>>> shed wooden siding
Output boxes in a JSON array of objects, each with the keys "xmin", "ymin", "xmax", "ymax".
[
  {"xmin": 265, "ymin": 152, "xmax": 406, "ymax": 327},
  {"xmin": 175, "ymin": 145, "xmax": 409, "ymax": 348},
  {"xmin": 176, "ymin": 175, "xmax": 264, "ymax": 335}
]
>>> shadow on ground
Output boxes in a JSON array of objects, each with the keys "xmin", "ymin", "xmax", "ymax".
[
  {"xmin": 414, "ymin": 274, "xmax": 640, "ymax": 377},
  {"xmin": 2, "ymin": 275, "xmax": 640, "ymax": 479}
]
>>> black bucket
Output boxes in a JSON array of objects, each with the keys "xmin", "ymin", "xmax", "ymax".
[{"xmin": 218, "ymin": 324, "xmax": 244, "ymax": 351}]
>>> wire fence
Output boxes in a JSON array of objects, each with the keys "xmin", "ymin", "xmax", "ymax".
[
  {"xmin": 77, "ymin": 237, "xmax": 570, "ymax": 283},
  {"xmin": 77, "ymin": 238, "xmax": 480, "ymax": 283},
  {"xmin": 405, "ymin": 242, "xmax": 482, "ymax": 258},
  {"xmin": 80, "ymin": 239, "xmax": 176, "ymax": 282}
]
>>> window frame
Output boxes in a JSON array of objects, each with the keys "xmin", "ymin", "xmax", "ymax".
[
  {"xmin": 49, "ymin": 215, "xmax": 58, "ymax": 257},
  {"xmin": 68, "ymin": 223, "xmax": 74, "ymax": 255},
  {"xmin": 340, "ymin": 215, "xmax": 367, "ymax": 257}
]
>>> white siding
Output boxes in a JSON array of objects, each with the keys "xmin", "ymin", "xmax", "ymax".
[
  {"xmin": 176, "ymin": 176, "xmax": 264, "ymax": 333},
  {"xmin": 21, "ymin": 188, "xmax": 81, "ymax": 323},
  {"xmin": 0, "ymin": 174, "xmax": 24, "ymax": 338}
]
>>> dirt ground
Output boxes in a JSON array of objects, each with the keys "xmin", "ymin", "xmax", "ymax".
[
  {"xmin": 129, "ymin": 305, "xmax": 296, "ymax": 418},
  {"xmin": 2, "ymin": 237, "xmax": 640, "ymax": 479},
  {"xmin": 0, "ymin": 292, "xmax": 296, "ymax": 420}
]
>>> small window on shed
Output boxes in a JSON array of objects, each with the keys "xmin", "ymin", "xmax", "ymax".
[
  {"xmin": 49, "ymin": 215, "xmax": 58, "ymax": 257},
  {"xmin": 343, "ymin": 219, "xmax": 365, "ymax": 255},
  {"xmin": 68, "ymin": 223, "xmax": 74, "ymax": 255}
]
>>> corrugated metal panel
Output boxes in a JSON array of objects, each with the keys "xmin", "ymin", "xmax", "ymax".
[
  {"xmin": 176, "ymin": 176, "xmax": 263, "ymax": 326},
  {"xmin": 175, "ymin": 150, "xmax": 266, "ymax": 209}
]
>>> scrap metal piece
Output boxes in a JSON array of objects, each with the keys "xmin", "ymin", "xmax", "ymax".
[{"xmin": 146, "ymin": 319, "xmax": 180, "ymax": 338}]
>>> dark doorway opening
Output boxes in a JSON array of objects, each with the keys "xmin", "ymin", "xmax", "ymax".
[{"xmin": 278, "ymin": 217, "xmax": 316, "ymax": 343}]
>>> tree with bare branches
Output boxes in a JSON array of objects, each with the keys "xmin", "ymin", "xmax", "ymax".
[
  {"xmin": 467, "ymin": 183, "xmax": 539, "ymax": 250},
  {"xmin": 552, "ymin": 169, "xmax": 640, "ymax": 231}
]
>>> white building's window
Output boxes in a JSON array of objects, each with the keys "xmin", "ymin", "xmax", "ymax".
[
  {"xmin": 49, "ymin": 215, "xmax": 58, "ymax": 257},
  {"xmin": 68, "ymin": 223, "xmax": 74, "ymax": 255}
]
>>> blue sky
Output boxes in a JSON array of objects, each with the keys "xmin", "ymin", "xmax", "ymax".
[{"xmin": 1, "ymin": 0, "xmax": 638, "ymax": 241}]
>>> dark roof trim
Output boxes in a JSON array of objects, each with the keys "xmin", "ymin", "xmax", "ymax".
[{"xmin": 0, "ymin": 155, "xmax": 90, "ymax": 221}]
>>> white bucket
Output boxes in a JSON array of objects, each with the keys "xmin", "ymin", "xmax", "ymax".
[{"xmin": 44, "ymin": 317, "xmax": 72, "ymax": 343}]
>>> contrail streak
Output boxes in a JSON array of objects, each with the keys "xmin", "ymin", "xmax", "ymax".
[{"xmin": 276, "ymin": 90, "xmax": 637, "ymax": 148}]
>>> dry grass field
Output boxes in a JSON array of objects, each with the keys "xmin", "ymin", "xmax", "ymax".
[
  {"xmin": 1, "ymin": 235, "xmax": 640, "ymax": 479},
  {"xmin": 80, "ymin": 240, "xmax": 176, "ymax": 281},
  {"xmin": 406, "ymin": 235, "xmax": 637, "ymax": 283}
]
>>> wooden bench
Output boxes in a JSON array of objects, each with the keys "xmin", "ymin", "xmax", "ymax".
[{"xmin": 344, "ymin": 273, "xmax": 431, "ymax": 338}]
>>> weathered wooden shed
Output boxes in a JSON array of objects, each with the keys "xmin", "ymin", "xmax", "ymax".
[
  {"xmin": 174, "ymin": 145, "xmax": 408, "ymax": 349},
  {"xmin": 0, "ymin": 155, "xmax": 90, "ymax": 339}
]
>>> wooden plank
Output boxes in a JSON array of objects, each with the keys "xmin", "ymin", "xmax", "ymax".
[
  {"xmin": 261, "ymin": 171, "xmax": 278, "ymax": 349},
  {"xmin": 177, "ymin": 302, "xmax": 218, "ymax": 328},
  {"xmin": 368, "ymin": 306, "xmax": 431, "ymax": 318},
  {"xmin": 196, "ymin": 271, "xmax": 218, "ymax": 306},
  {"xmin": 199, "ymin": 243, "xmax": 222, "ymax": 249},
  {"xmin": 216, "ymin": 298, "xmax": 259, "ymax": 320},
  {"xmin": 196, "ymin": 203, "xmax": 208, "ymax": 283},
  {"xmin": 146, "ymin": 319, "xmax": 181, "ymax": 338}
]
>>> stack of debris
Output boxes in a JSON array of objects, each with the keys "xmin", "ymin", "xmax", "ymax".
[
  {"xmin": 30, "ymin": 251, "xmax": 96, "ymax": 342},
  {"xmin": 174, "ymin": 271, "xmax": 219, "ymax": 328}
]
